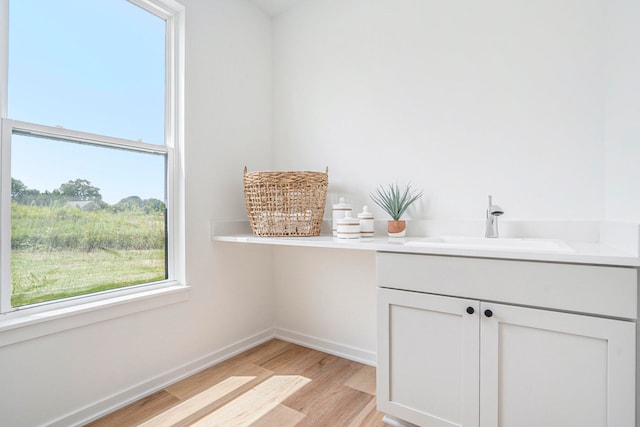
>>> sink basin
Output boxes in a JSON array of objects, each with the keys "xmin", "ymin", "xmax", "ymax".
[{"xmin": 404, "ymin": 236, "xmax": 575, "ymax": 252}]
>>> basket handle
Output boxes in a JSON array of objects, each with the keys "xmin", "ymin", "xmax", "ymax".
[{"xmin": 244, "ymin": 166, "xmax": 328, "ymax": 174}]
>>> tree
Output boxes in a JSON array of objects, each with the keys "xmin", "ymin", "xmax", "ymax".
[
  {"xmin": 114, "ymin": 196, "xmax": 165, "ymax": 213},
  {"xmin": 115, "ymin": 196, "xmax": 143, "ymax": 211},
  {"xmin": 57, "ymin": 179, "xmax": 102, "ymax": 202},
  {"xmin": 11, "ymin": 178, "xmax": 42, "ymax": 204},
  {"xmin": 11, "ymin": 178, "xmax": 28, "ymax": 200},
  {"xmin": 142, "ymin": 198, "xmax": 165, "ymax": 213}
]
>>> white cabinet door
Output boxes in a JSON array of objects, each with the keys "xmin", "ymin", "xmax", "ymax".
[
  {"xmin": 377, "ymin": 288, "xmax": 480, "ymax": 427},
  {"xmin": 479, "ymin": 302, "xmax": 636, "ymax": 427}
]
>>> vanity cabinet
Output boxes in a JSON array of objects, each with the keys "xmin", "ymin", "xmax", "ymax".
[{"xmin": 377, "ymin": 252, "xmax": 637, "ymax": 427}]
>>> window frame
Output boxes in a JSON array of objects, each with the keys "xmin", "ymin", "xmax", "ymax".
[{"xmin": 0, "ymin": 0, "xmax": 186, "ymax": 345}]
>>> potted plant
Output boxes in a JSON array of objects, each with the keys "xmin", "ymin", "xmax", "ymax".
[{"xmin": 370, "ymin": 183, "xmax": 423, "ymax": 237}]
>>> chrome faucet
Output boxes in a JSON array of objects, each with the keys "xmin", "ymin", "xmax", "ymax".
[{"xmin": 485, "ymin": 195, "xmax": 504, "ymax": 238}]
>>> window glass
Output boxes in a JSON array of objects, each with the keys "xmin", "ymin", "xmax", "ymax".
[
  {"xmin": 8, "ymin": 0, "xmax": 166, "ymax": 144},
  {"xmin": 10, "ymin": 132, "xmax": 167, "ymax": 307},
  {"xmin": 2, "ymin": 0, "xmax": 180, "ymax": 313}
]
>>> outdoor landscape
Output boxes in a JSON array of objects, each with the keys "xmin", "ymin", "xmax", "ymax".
[{"xmin": 10, "ymin": 177, "xmax": 166, "ymax": 307}]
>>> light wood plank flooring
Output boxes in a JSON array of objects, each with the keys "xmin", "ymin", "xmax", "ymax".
[{"xmin": 87, "ymin": 339, "xmax": 386, "ymax": 427}]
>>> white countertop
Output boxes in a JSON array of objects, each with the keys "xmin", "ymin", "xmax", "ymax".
[{"xmin": 212, "ymin": 233, "xmax": 640, "ymax": 267}]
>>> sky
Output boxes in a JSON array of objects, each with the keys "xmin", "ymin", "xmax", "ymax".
[
  {"xmin": 12, "ymin": 133, "xmax": 166, "ymax": 205},
  {"xmin": 8, "ymin": 0, "xmax": 167, "ymax": 204}
]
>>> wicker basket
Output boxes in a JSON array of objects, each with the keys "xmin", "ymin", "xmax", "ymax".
[{"xmin": 243, "ymin": 166, "xmax": 328, "ymax": 236}]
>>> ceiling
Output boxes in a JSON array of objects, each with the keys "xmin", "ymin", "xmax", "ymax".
[{"xmin": 249, "ymin": 0, "xmax": 301, "ymax": 17}]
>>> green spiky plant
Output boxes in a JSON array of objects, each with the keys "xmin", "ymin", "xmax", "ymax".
[{"xmin": 370, "ymin": 183, "xmax": 423, "ymax": 221}]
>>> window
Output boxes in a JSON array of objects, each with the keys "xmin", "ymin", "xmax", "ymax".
[{"xmin": 0, "ymin": 0, "xmax": 184, "ymax": 320}]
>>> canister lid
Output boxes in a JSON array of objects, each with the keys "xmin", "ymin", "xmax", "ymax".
[
  {"xmin": 358, "ymin": 205, "xmax": 374, "ymax": 219},
  {"xmin": 337, "ymin": 211, "xmax": 359, "ymax": 225},
  {"xmin": 332, "ymin": 197, "xmax": 352, "ymax": 209}
]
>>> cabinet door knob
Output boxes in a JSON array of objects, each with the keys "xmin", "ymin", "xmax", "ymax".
[
  {"xmin": 466, "ymin": 307, "xmax": 475, "ymax": 314},
  {"xmin": 484, "ymin": 309, "xmax": 493, "ymax": 318}
]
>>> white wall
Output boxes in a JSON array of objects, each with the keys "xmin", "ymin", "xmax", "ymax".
[
  {"xmin": 270, "ymin": 0, "xmax": 629, "ymax": 362},
  {"xmin": 604, "ymin": 0, "xmax": 640, "ymax": 221},
  {"xmin": 1, "ymin": 1, "xmax": 637, "ymax": 424},
  {"xmin": 274, "ymin": 0, "xmax": 608, "ymax": 221},
  {"xmin": 273, "ymin": 247, "xmax": 377, "ymax": 364},
  {"xmin": 0, "ymin": 1, "xmax": 274, "ymax": 425}
]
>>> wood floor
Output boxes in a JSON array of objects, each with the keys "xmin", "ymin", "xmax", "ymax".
[{"xmin": 87, "ymin": 339, "xmax": 386, "ymax": 427}]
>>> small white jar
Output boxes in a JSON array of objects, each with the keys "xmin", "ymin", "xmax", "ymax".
[
  {"xmin": 358, "ymin": 205, "xmax": 375, "ymax": 237},
  {"xmin": 332, "ymin": 197, "xmax": 352, "ymax": 237},
  {"xmin": 336, "ymin": 211, "xmax": 360, "ymax": 239}
]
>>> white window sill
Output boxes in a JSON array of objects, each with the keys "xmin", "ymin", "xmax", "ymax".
[{"xmin": 0, "ymin": 283, "xmax": 190, "ymax": 348}]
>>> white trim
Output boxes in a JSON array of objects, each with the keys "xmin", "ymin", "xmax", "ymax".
[
  {"xmin": 136, "ymin": 0, "xmax": 187, "ymax": 288},
  {"xmin": 6, "ymin": 119, "xmax": 168, "ymax": 154},
  {"xmin": 0, "ymin": 119, "xmax": 11, "ymax": 313},
  {"xmin": 127, "ymin": 0, "xmax": 183, "ymax": 21},
  {"xmin": 49, "ymin": 329, "xmax": 274, "ymax": 427},
  {"xmin": 274, "ymin": 327, "xmax": 377, "ymax": 366},
  {"xmin": 3, "ymin": 278, "xmax": 181, "ymax": 319},
  {"xmin": 0, "ymin": 118, "xmax": 177, "ymax": 316},
  {"xmin": 0, "ymin": 0, "xmax": 7, "ymax": 118},
  {"xmin": 0, "ymin": 284, "xmax": 190, "ymax": 348},
  {"xmin": 173, "ymin": 3, "xmax": 186, "ymax": 287},
  {"xmin": 0, "ymin": 0, "xmax": 186, "ymax": 335},
  {"xmin": 18, "ymin": 327, "xmax": 377, "ymax": 425},
  {"xmin": 44, "ymin": 329, "xmax": 375, "ymax": 426},
  {"xmin": 381, "ymin": 415, "xmax": 421, "ymax": 427}
]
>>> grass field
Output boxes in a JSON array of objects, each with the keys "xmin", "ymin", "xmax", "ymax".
[
  {"xmin": 11, "ymin": 249, "xmax": 166, "ymax": 307},
  {"xmin": 12, "ymin": 203, "xmax": 165, "ymax": 251},
  {"xmin": 10, "ymin": 203, "xmax": 166, "ymax": 307}
]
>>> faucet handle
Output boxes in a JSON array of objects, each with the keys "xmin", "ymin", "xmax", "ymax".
[
  {"xmin": 491, "ymin": 205, "xmax": 504, "ymax": 216},
  {"xmin": 486, "ymin": 195, "xmax": 504, "ymax": 216}
]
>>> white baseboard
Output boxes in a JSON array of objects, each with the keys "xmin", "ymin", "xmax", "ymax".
[
  {"xmin": 274, "ymin": 327, "xmax": 376, "ymax": 367},
  {"xmin": 382, "ymin": 414, "xmax": 420, "ymax": 427},
  {"xmin": 50, "ymin": 329, "xmax": 275, "ymax": 427},
  {"xmin": 47, "ymin": 328, "xmax": 376, "ymax": 426}
]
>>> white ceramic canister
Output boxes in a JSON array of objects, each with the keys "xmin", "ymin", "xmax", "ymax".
[
  {"xmin": 332, "ymin": 197, "xmax": 352, "ymax": 237},
  {"xmin": 358, "ymin": 205, "xmax": 375, "ymax": 237},
  {"xmin": 336, "ymin": 211, "xmax": 360, "ymax": 239}
]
